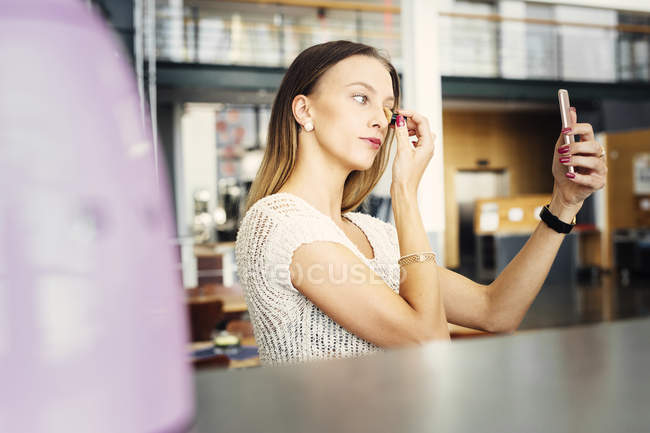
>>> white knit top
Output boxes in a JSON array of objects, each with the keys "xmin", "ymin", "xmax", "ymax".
[{"xmin": 234, "ymin": 192, "xmax": 401, "ymax": 366}]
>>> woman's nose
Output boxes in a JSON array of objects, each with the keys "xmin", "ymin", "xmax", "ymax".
[{"xmin": 372, "ymin": 107, "xmax": 388, "ymax": 129}]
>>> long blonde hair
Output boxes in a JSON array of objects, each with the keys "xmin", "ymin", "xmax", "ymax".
[{"xmin": 245, "ymin": 40, "xmax": 401, "ymax": 213}]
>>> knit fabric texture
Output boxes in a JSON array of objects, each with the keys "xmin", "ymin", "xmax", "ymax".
[{"xmin": 235, "ymin": 192, "xmax": 400, "ymax": 366}]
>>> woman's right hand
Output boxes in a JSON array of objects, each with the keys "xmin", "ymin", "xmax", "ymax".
[{"xmin": 390, "ymin": 109, "xmax": 436, "ymax": 197}]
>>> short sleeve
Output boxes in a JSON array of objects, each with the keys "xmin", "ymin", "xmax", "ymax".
[
  {"xmin": 236, "ymin": 197, "xmax": 360, "ymax": 298},
  {"xmin": 235, "ymin": 195, "xmax": 392, "ymax": 364},
  {"xmin": 263, "ymin": 211, "xmax": 353, "ymax": 295}
]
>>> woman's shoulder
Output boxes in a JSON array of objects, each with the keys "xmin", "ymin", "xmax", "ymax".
[
  {"xmin": 241, "ymin": 192, "xmax": 319, "ymax": 226},
  {"xmin": 235, "ymin": 193, "xmax": 346, "ymax": 269},
  {"xmin": 237, "ymin": 192, "xmax": 330, "ymax": 247}
]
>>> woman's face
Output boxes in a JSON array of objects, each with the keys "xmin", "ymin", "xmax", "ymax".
[{"xmin": 302, "ymin": 55, "xmax": 395, "ymax": 171}]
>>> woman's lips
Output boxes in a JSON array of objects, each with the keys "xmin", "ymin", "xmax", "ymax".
[{"xmin": 361, "ymin": 137, "xmax": 381, "ymax": 149}]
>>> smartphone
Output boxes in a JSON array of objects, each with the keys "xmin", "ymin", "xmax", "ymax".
[{"xmin": 558, "ymin": 89, "xmax": 575, "ymax": 174}]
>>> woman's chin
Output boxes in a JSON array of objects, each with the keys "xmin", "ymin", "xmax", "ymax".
[
  {"xmin": 341, "ymin": 150, "xmax": 378, "ymax": 171},
  {"xmin": 352, "ymin": 158, "xmax": 376, "ymax": 172}
]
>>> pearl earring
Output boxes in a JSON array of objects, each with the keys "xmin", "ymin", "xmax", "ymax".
[{"xmin": 304, "ymin": 121, "xmax": 314, "ymax": 132}]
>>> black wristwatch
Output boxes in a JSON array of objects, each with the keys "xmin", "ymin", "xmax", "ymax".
[{"xmin": 539, "ymin": 203, "xmax": 576, "ymax": 234}]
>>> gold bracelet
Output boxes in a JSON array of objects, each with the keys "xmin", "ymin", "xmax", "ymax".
[{"xmin": 398, "ymin": 252, "xmax": 437, "ymax": 267}]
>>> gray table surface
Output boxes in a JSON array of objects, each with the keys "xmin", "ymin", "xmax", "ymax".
[{"xmin": 189, "ymin": 317, "xmax": 650, "ymax": 433}]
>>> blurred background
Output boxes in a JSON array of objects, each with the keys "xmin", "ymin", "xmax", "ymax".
[{"xmin": 88, "ymin": 0, "xmax": 649, "ymax": 368}]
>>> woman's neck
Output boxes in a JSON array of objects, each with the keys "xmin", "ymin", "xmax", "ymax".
[
  {"xmin": 276, "ymin": 182, "xmax": 346, "ymax": 224},
  {"xmin": 276, "ymin": 137, "xmax": 354, "ymax": 223}
]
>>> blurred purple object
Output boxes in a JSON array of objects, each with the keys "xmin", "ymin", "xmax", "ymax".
[{"xmin": 0, "ymin": 1, "xmax": 194, "ymax": 432}]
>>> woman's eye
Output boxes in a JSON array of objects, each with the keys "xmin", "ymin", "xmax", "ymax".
[{"xmin": 353, "ymin": 94, "xmax": 367, "ymax": 104}]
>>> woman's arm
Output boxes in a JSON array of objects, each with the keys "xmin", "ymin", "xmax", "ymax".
[
  {"xmin": 287, "ymin": 111, "xmax": 450, "ymax": 347},
  {"xmin": 438, "ymin": 109, "xmax": 606, "ymax": 333},
  {"xmin": 482, "ymin": 195, "xmax": 581, "ymax": 332},
  {"xmin": 287, "ymin": 186, "xmax": 449, "ymax": 347},
  {"xmin": 435, "ymin": 195, "xmax": 582, "ymax": 333},
  {"xmin": 390, "ymin": 110, "xmax": 450, "ymax": 340},
  {"xmin": 392, "ymin": 183, "xmax": 450, "ymax": 340}
]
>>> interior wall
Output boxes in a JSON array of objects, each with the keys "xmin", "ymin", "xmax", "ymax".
[
  {"xmin": 442, "ymin": 109, "xmax": 557, "ymax": 268},
  {"xmin": 602, "ymin": 128, "xmax": 650, "ymax": 268}
]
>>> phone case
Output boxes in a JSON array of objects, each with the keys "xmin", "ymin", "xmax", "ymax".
[{"xmin": 558, "ymin": 89, "xmax": 575, "ymax": 174}]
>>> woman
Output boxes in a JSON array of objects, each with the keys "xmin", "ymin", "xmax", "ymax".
[{"xmin": 234, "ymin": 40, "xmax": 607, "ymax": 366}]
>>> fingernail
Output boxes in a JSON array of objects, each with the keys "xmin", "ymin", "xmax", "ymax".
[
  {"xmin": 561, "ymin": 127, "xmax": 572, "ymax": 134},
  {"xmin": 570, "ymin": 107, "xmax": 576, "ymax": 112},
  {"xmin": 558, "ymin": 145, "xmax": 570, "ymax": 154},
  {"xmin": 559, "ymin": 156, "xmax": 571, "ymax": 163},
  {"xmin": 566, "ymin": 172, "xmax": 576, "ymax": 179},
  {"xmin": 396, "ymin": 115, "xmax": 405, "ymax": 127}
]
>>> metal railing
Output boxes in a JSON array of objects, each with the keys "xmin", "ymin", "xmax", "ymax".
[
  {"xmin": 151, "ymin": 0, "xmax": 650, "ymax": 83},
  {"xmin": 153, "ymin": 0, "xmax": 402, "ymax": 68},
  {"xmin": 438, "ymin": 10, "xmax": 650, "ymax": 83}
]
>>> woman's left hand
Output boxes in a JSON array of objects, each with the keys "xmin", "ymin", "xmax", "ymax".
[{"xmin": 552, "ymin": 107, "xmax": 607, "ymax": 209}]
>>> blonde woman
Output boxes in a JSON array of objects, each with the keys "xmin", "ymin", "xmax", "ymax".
[{"xmin": 234, "ymin": 40, "xmax": 607, "ymax": 366}]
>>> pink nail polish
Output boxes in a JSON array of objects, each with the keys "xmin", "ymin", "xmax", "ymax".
[
  {"xmin": 558, "ymin": 146, "xmax": 570, "ymax": 154},
  {"xmin": 560, "ymin": 156, "xmax": 571, "ymax": 163},
  {"xmin": 566, "ymin": 172, "xmax": 576, "ymax": 179},
  {"xmin": 561, "ymin": 127, "xmax": 572, "ymax": 134},
  {"xmin": 396, "ymin": 115, "xmax": 405, "ymax": 127}
]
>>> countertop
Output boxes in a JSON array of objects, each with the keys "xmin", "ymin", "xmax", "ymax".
[{"xmin": 189, "ymin": 317, "xmax": 650, "ymax": 433}]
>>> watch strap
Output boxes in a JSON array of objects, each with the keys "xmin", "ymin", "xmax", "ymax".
[{"xmin": 539, "ymin": 203, "xmax": 576, "ymax": 234}]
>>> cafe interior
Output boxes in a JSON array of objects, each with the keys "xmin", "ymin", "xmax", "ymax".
[{"xmin": 4, "ymin": 0, "xmax": 650, "ymax": 432}]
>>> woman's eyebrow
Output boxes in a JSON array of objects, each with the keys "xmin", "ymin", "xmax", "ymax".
[{"xmin": 345, "ymin": 81, "xmax": 395, "ymax": 103}]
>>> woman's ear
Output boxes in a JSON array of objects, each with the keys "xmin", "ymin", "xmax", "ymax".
[{"xmin": 292, "ymin": 94, "xmax": 312, "ymax": 130}]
